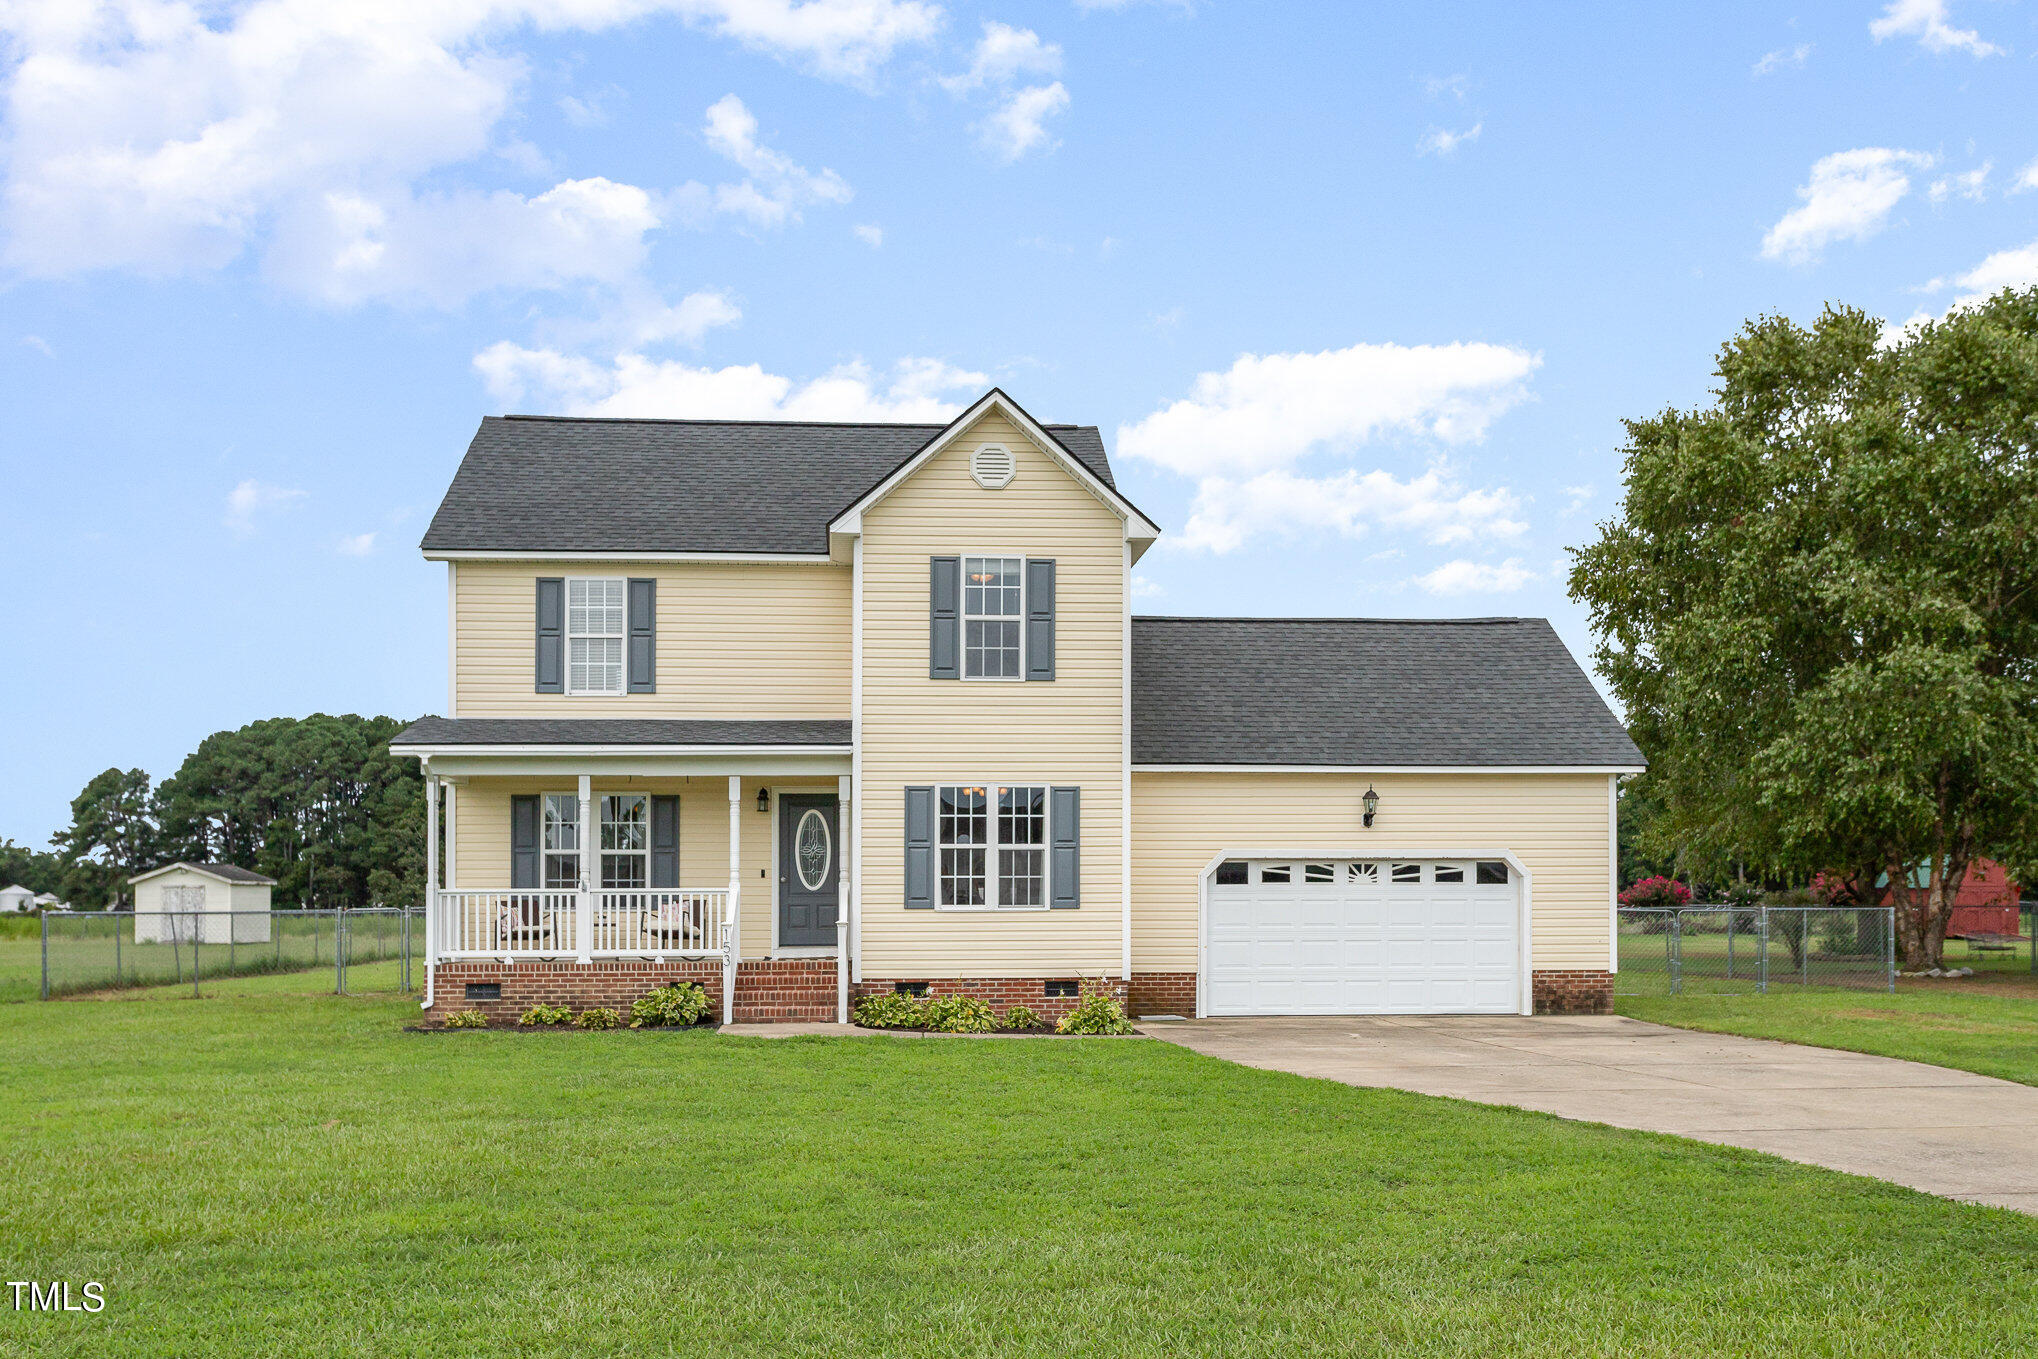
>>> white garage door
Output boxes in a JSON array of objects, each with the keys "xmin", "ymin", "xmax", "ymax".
[{"xmin": 1206, "ymin": 859, "xmax": 1520, "ymax": 1015}]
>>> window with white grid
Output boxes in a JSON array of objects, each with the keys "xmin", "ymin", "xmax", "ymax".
[
  {"xmin": 961, "ymin": 557, "xmax": 1023, "ymax": 679},
  {"xmin": 938, "ymin": 783, "xmax": 1048, "ymax": 907},
  {"xmin": 567, "ymin": 578, "xmax": 626, "ymax": 695},
  {"xmin": 600, "ymin": 794, "xmax": 648, "ymax": 889},
  {"xmin": 543, "ymin": 794, "xmax": 580, "ymax": 889}
]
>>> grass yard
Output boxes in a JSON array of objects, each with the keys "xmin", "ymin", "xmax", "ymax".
[
  {"xmin": 1621, "ymin": 973, "xmax": 2038, "ymax": 1087},
  {"xmin": 0, "ymin": 911, "xmax": 416, "ymax": 1003},
  {"xmin": 5, "ymin": 981, "xmax": 2038, "ymax": 1357}
]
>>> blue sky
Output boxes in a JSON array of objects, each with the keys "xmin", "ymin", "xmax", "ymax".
[{"xmin": 3, "ymin": 0, "xmax": 2035, "ymax": 847}]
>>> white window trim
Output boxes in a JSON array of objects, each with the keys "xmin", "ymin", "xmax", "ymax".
[
  {"xmin": 934, "ymin": 781, "xmax": 1053, "ymax": 911},
  {"xmin": 958, "ymin": 551, "xmax": 1027, "ymax": 683},
  {"xmin": 541, "ymin": 791, "xmax": 582, "ymax": 889},
  {"xmin": 565, "ymin": 576, "xmax": 627, "ymax": 697},
  {"xmin": 597, "ymin": 792, "xmax": 651, "ymax": 890}
]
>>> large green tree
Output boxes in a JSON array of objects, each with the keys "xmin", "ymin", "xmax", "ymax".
[
  {"xmin": 53, "ymin": 768, "xmax": 160, "ymax": 909},
  {"xmin": 1571, "ymin": 290, "xmax": 2038, "ymax": 969},
  {"xmin": 154, "ymin": 714, "xmax": 423, "ymax": 909}
]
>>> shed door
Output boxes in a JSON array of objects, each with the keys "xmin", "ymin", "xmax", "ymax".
[{"xmin": 1206, "ymin": 859, "xmax": 1519, "ymax": 1015}]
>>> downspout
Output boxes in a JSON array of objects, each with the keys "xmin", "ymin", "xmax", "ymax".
[{"xmin": 420, "ymin": 763, "xmax": 438, "ymax": 1011}]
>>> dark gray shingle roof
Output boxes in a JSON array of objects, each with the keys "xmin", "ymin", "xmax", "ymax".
[
  {"xmin": 1130, "ymin": 617, "xmax": 1643, "ymax": 767},
  {"xmin": 192, "ymin": 862, "xmax": 277, "ymax": 884},
  {"xmin": 391, "ymin": 717, "xmax": 853, "ymax": 748},
  {"xmin": 420, "ymin": 415, "xmax": 1117, "ymax": 555}
]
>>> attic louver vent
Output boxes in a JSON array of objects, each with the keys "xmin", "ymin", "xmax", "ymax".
[{"xmin": 970, "ymin": 444, "xmax": 1016, "ymax": 489}]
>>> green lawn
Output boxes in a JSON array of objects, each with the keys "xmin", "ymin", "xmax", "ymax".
[
  {"xmin": 1621, "ymin": 975, "xmax": 2038, "ymax": 1087},
  {"xmin": 6, "ymin": 982, "xmax": 2038, "ymax": 1356}
]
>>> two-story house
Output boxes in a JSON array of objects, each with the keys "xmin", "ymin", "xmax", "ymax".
[{"xmin": 392, "ymin": 389, "xmax": 1642, "ymax": 1026}]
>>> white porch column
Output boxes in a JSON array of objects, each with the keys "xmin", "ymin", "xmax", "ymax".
[
  {"xmin": 422, "ymin": 768, "xmax": 439, "ymax": 1010},
  {"xmin": 725, "ymin": 774, "xmax": 742, "ymax": 1025},
  {"xmin": 443, "ymin": 781, "xmax": 457, "ymax": 889},
  {"xmin": 576, "ymin": 774, "xmax": 593, "ymax": 964},
  {"xmin": 837, "ymin": 773, "xmax": 852, "ymax": 1023}
]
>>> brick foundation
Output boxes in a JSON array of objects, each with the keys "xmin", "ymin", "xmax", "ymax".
[
  {"xmin": 851, "ymin": 976, "xmax": 1129, "ymax": 1026},
  {"xmin": 424, "ymin": 957, "xmax": 725, "ymax": 1028},
  {"xmin": 1127, "ymin": 972, "xmax": 1197, "ymax": 1017},
  {"xmin": 1532, "ymin": 969, "xmax": 1613, "ymax": 1015}
]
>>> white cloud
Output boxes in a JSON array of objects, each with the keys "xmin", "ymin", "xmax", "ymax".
[
  {"xmin": 678, "ymin": 93, "xmax": 853, "ymax": 229},
  {"xmin": 1563, "ymin": 483, "xmax": 1594, "ymax": 514},
  {"xmin": 940, "ymin": 20, "xmax": 1061, "ymax": 93},
  {"xmin": 981, "ymin": 82, "xmax": 1070, "ymax": 162},
  {"xmin": 1417, "ymin": 122, "xmax": 1482, "ymax": 157},
  {"xmin": 1753, "ymin": 43, "xmax": 1812, "ymax": 75},
  {"xmin": 1175, "ymin": 468, "xmax": 1526, "ymax": 555},
  {"xmin": 336, "ymin": 531, "xmax": 377, "ymax": 556},
  {"xmin": 1411, "ymin": 557, "xmax": 1539, "ymax": 596},
  {"xmin": 1869, "ymin": 0, "xmax": 2003, "ymax": 57},
  {"xmin": 1422, "ymin": 73, "xmax": 1470, "ymax": 101},
  {"xmin": 0, "ymin": 0, "xmax": 932, "ymax": 298},
  {"xmin": 20, "ymin": 334, "xmax": 52, "ymax": 356},
  {"xmin": 1130, "ymin": 574, "xmax": 1165, "ymax": 598},
  {"xmin": 1928, "ymin": 162, "xmax": 1990, "ymax": 203},
  {"xmin": 1118, "ymin": 341, "xmax": 1540, "ymax": 480},
  {"xmin": 1940, "ymin": 240, "xmax": 2038, "ymax": 310},
  {"xmin": 224, "ymin": 479, "xmax": 306, "ymax": 534},
  {"xmin": 2013, "ymin": 157, "xmax": 2038, "ymax": 193},
  {"xmin": 558, "ymin": 88, "xmax": 620, "ymax": 129},
  {"xmin": 474, "ymin": 344, "xmax": 989, "ymax": 421},
  {"xmin": 854, "ymin": 222, "xmax": 884, "ymax": 247},
  {"xmin": 1760, "ymin": 148, "xmax": 1934, "ymax": 265}
]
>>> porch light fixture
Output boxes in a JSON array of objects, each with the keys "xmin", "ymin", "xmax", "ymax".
[
  {"xmin": 1362, "ymin": 786, "xmax": 1379, "ymax": 828},
  {"xmin": 757, "ymin": 787, "xmax": 771, "ymax": 814}
]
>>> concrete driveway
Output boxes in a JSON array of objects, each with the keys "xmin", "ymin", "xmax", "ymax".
[{"xmin": 1141, "ymin": 1015, "xmax": 2038, "ymax": 1213}]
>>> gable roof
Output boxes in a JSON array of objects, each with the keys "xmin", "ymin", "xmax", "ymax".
[
  {"xmin": 129, "ymin": 861, "xmax": 278, "ymax": 887},
  {"xmin": 420, "ymin": 405, "xmax": 1123, "ymax": 557},
  {"xmin": 1130, "ymin": 617, "xmax": 1644, "ymax": 768}
]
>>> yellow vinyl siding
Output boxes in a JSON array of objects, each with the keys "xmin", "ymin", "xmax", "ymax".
[
  {"xmin": 858, "ymin": 412, "xmax": 1127, "ymax": 978},
  {"xmin": 452, "ymin": 560, "xmax": 850, "ymax": 719},
  {"xmin": 1130, "ymin": 771, "xmax": 1613, "ymax": 971},
  {"xmin": 449, "ymin": 775, "xmax": 780, "ymax": 958}
]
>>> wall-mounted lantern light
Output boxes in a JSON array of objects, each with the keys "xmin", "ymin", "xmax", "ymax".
[
  {"xmin": 1362, "ymin": 785, "xmax": 1379, "ymax": 828},
  {"xmin": 757, "ymin": 787, "xmax": 771, "ymax": 814}
]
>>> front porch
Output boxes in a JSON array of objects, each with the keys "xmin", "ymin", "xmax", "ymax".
[{"xmin": 391, "ymin": 718, "xmax": 855, "ymax": 1025}]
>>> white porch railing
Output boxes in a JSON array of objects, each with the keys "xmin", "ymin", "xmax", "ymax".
[{"xmin": 435, "ymin": 888, "xmax": 730, "ymax": 959}]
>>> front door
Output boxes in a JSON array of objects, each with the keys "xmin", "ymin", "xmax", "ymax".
[{"xmin": 777, "ymin": 794, "xmax": 840, "ymax": 948}]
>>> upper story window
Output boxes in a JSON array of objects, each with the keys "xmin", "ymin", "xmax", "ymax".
[
  {"xmin": 567, "ymin": 578, "xmax": 626, "ymax": 695},
  {"xmin": 962, "ymin": 556, "xmax": 1023, "ymax": 679}
]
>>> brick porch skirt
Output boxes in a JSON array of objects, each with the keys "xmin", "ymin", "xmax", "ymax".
[
  {"xmin": 1127, "ymin": 972, "xmax": 1197, "ymax": 1017},
  {"xmin": 1532, "ymin": 969, "xmax": 1614, "ymax": 1015},
  {"xmin": 421, "ymin": 957, "xmax": 844, "ymax": 1027},
  {"xmin": 851, "ymin": 976, "xmax": 1130, "ymax": 1026}
]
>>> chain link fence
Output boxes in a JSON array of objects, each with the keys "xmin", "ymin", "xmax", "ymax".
[
  {"xmin": 37, "ymin": 908, "xmax": 419, "ymax": 1000},
  {"xmin": 1617, "ymin": 905, "xmax": 1895, "ymax": 996}
]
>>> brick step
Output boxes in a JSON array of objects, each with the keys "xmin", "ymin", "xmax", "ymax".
[{"xmin": 731, "ymin": 1004, "xmax": 838, "ymax": 1023}]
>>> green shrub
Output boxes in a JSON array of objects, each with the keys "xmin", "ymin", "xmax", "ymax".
[
  {"xmin": 1055, "ymin": 980, "xmax": 1136, "ymax": 1036},
  {"xmin": 442, "ymin": 1010, "xmax": 489, "ymax": 1030},
  {"xmin": 1001, "ymin": 1004, "xmax": 1046, "ymax": 1032},
  {"xmin": 518, "ymin": 1004, "xmax": 573, "ymax": 1027},
  {"xmin": 630, "ymin": 982, "xmax": 713, "ymax": 1028},
  {"xmin": 852, "ymin": 991, "xmax": 928, "ymax": 1029},
  {"xmin": 924, "ymin": 993, "xmax": 998, "ymax": 1034},
  {"xmin": 573, "ymin": 1007, "xmax": 622, "ymax": 1031}
]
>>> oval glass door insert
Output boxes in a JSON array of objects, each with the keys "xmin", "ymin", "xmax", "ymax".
[{"xmin": 795, "ymin": 808, "xmax": 832, "ymax": 890}]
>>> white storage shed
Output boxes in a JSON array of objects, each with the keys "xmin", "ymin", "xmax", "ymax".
[{"xmin": 130, "ymin": 863, "xmax": 276, "ymax": 943}]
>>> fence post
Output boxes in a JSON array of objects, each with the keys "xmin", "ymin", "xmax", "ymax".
[
  {"xmin": 39, "ymin": 909, "xmax": 49, "ymax": 1001},
  {"xmin": 1758, "ymin": 907, "xmax": 1769, "ymax": 994},
  {"xmin": 1670, "ymin": 912, "xmax": 1683, "ymax": 996},
  {"xmin": 1888, "ymin": 906, "xmax": 1898, "ymax": 993},
  {"xmin": 114, "ymin": 916, "xmax": 121, "ymax": 987},
  {"xmin": 1801, "ymin": 909, "xmax": 1810, "ymax": 986},
  {"xmin": 191, "ymin": 912, "xmax": 201, "ymax": 999},
  {"xmin": 1727, "ymin": 911, "xmax": 1736, "ymax": 979},
  {"xmin": 336, "ymin": 912, "xmax": 347, "ymax": 995}
]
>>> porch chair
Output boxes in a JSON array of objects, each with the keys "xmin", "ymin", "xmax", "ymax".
[
  {"xmin": 642, "ymin": 896, "xmax": 708, "ymax": 952},
  {"xmin": 497, "ymin": 895, "xmax": 556, "ymax": 950}
]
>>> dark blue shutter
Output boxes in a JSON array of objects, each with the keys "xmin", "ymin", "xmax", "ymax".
[
  {"xmin": 904, "ymin": 786, "xmax": 935, "ymax": 908},
  {"xmin": 650, "ymin": 795, "xmax": 679, "ymax": 888},
  {"xmin": 511, "ymin": 795, "xmax": 540, "ymax": 889},
  {"xmin": 1025, "ymin": 559, "xmax": 1055, "ymax": 681},
  {"xmin": 1049, "ymin": 786, "xmax": 1080, "ymax": 908},
  {"xmin": 535, "ymin": 578, "xmax": 564, "ymax": 694},
  {"xmin": 627, "ymin": 577, "xmax": 656, "ymax": 694},
  {"xmin": 929, "ymin": 557, "xmax": 960, "ymax": 680}
]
